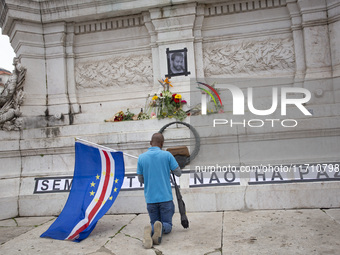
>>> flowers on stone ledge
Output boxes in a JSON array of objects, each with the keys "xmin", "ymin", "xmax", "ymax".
[
  {"xmin": 105, "ymin": 109, "xmax": 135, "ymax": 122},
  {"xmin": 105, "ymin": 78, "xmax": 188, "ymax": 122},
  {"xmin": 148, "ymin": 78, "xmax": 187, "ymax": 121}
]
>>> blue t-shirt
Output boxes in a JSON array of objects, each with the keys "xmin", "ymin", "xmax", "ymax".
[{"xmin": 137, "ymin": 146, "xmax": 179, "ymax": 203}]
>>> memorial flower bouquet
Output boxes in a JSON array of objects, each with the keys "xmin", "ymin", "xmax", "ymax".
[
  {"xmin": 105, "ymin": 108, "xmax": 135, "ymax": 122},
  {"xmin": 105, "ymin": 78, "xmax": 187, "ymax": 122},
  {"xmin": 147, "ymin": 78, "xmax": 187, "ymax": 121}
]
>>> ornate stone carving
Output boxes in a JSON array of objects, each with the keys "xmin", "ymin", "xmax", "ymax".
[
  {"xmin": 203, "ymin": 37, "xmax": 295, "ymax": 77},
  {"xmin": 75, "ymin": 54, "xmax": 153, "ymax": 89},
  {"xmin": 0, "ymin": 58, "xmax": 26, "ymax": 131},
  {"xmin": 74, "ymin": 14, "xmax": 144, "ymax": 35},
  {"xmin": 205, "ymin": 0, "xmax": 287, "ymax": 16}
]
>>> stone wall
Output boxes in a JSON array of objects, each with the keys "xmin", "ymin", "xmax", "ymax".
[{"xmin": 0, "ymin": 0, "xmax": 340, "ymax": 220}]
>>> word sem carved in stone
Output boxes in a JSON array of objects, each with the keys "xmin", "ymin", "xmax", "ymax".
[
  {"xmin": 203, "ymin": 37, "xmax": 295, "ymax": 77},
  {"xmin": 0, "ymin": 58, "xmax": 26, "ymax": 131},
  {"xmin": 75, "ymin": 54, "xmax": 153, "ymax": 89}
]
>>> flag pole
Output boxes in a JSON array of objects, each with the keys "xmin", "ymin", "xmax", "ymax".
[{"xmin": 75, "ymin": 137, "xmax": 138, "ymax": 159}]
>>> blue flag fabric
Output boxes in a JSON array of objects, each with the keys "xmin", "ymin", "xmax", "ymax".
[{"xmin": 40, "ymin": 141, "xmax": 125, "ymax": 242}]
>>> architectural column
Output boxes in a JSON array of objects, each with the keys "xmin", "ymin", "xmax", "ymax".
[
  {"xmin": 148, "ymin": 3, "xmax": 197, "ymax": 86},
  {"xmin": 8, "ymin": 20, "xmax": 48, "ymax": 127},
  {"xmin": 298, "ymin": 0, "xmax": 332, "ymax": 79},
  {"xmin": 143, "ymin": 12, "xmax": 160, "ymax": 87},
  {"xmin": 298, "ymin": 0, "xmax": 334, "ymax": 105},
  {"xmin": 193, "ymin": 4, "xmax": 205, "ymax": 79},
  {"xmin": 43, "ymin": 22, "xmax": 73, "ymax": 124},
  {"xmin": 327, "ymin": 0, "xmax": 340, "ymax": 78},
  {"xmin": 327, "ymin": 0, "xmax": 340, "ymax": 103},
  {"xmin": 65, "ymin": 23, "xmax": 80, "ymax": 122},
  {"xmin": 1, "ymin": 1, "xmax": 78, "ymax": 127},
  {"xmin": 287, "ymin": 0, "xmax": 306, "ymax": 82}
]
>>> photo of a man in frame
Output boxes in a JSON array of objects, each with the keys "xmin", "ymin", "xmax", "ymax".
[
  {"xmin": 170, "ymin": 52, "xmax": 185, "ymax": 74},
  {"xmin": 166, "ymin": 48, "xmax": 190, "ymax": 78}
]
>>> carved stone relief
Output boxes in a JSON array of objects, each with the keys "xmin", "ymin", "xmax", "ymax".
[
  {"xmin": 205, "ymin": 0, "xmax": 287, "ymax": 17},
  {"xmin": 75, "ymin": 54, "xmax": 153, "ymax": 90},
  {"xmin": 0, "ymin": 58, "xmax": 26, "ymax": 131},
  {"xmin": 203, "ymin": 37, "xmax": 295, "ymax": 77}
]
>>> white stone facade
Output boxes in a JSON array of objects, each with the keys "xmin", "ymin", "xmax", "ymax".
[{"xmin": 0, "ymin": 0, "xmax": 340, "ymax": 219}]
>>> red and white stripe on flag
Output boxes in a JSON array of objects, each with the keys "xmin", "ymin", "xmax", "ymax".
[{"xmin": 66, "ymin": 150, "xmax": 115, "ymax": 240}]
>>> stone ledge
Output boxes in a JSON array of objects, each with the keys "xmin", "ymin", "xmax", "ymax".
[
  {"xmin": 0, "ymin": 197, "xmax": 18, "ymax": 220},
  {"xmin": 16, "ymin": 181, "xmax": 340, "ymax": 216}
]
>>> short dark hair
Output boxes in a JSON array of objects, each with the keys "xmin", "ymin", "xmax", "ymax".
[
  {"xmin": 151, "ymin": 133, "xmax": 164, "ymax": 147},
  {"xmin": 171, "ymin": 52, "xmax": 183, "ymax": 61}
]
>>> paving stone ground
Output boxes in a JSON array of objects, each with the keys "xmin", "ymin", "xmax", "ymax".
[{"xmin": 0, "ymin": 209, "xmax": 339, "ymax": 255}]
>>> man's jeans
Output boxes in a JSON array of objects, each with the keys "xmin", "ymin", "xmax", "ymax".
[{"xmin": 147, "ymin": 200, "xmax": 175, "ymax": 234}]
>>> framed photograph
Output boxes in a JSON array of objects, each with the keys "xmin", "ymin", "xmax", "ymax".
[{"xmin": 166, "ymin": 48, "xmax": 191, "ymax": 78}]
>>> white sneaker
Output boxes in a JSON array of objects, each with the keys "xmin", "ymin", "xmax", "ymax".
[
  {"xmin": 152, "ymin": 221, "xmax": 162, "ymax": 245},
  {"xmin": 143, "ymin": 225, "xmax": 153, "ymax": 249}
]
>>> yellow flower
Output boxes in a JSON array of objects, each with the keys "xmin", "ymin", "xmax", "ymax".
[
  {"xmin": 152, "ymin": 95, "xmax": 158, "ymax": 100},
  {"xmin": 175, "ymin": 94, "xmax": 182, "ymax": 99}
]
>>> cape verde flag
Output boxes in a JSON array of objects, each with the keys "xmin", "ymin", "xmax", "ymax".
[{"xmin": 40, "ymin": 141, "xmax": 125, "ymax": 242}]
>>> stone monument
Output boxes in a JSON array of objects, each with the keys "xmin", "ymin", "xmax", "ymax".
[
  {"xmin": 0, "ymin": 57, "xmax": 26, "ymax": 130},
  {"xmin": 0, "ymin": 0, "xmax": 339, "ymax": 220}
]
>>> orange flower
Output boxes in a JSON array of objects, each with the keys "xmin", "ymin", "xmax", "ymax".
[{"xmin": 164, "ymin": 77, "xmax": 173, "ymax": 87}]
